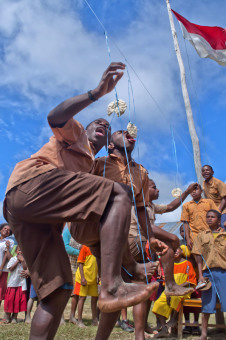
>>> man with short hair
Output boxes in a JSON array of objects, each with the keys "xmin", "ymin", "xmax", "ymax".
[
  {"xmin": 3, "ymin": 63, "xmax": 156, "ymax": 340},
  {"xmin": 71, "ymin": 130, "xmax": 194, "ymax": 340},
  {"xmin": 202, "ymin": 165, "xmax": 226, "ymax": 228}
]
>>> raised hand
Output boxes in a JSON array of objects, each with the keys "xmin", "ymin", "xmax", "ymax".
[{"xmin": 92, "ymin": 62, "xmax": 126, "ymax": 99}]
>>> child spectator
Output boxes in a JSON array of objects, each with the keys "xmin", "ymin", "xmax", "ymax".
[
  {"xmin": 192, "ymin": 209, "xmax": 226, "ymax": 340},
  {"xmin": 152, "ymin": 246, "xmax": 197, "ymax": 338},
  {"xmin": 25, "ymin": 282, "xmax": 38, "ymax": 323},
  {"xmin": 4, "ymin": 246, "xmax": 27, "ymax": 323},
  {"xmin": 202, "ymin": 165, "xmax": 226, "ymax": 228},
  {"xmin": 62, "ymin": 225, "xmax": 81, "ymax": 324},
  {"xmin": 181, "ymin": 184, "xmax": 218, "ymax": 250},
  {"xmin": 0, "ymin": 223, "xmax": 14, "ymax": 307},
  {"xmin": 73, "ymin": 245, "xmax": 98, "ymax": 327}
]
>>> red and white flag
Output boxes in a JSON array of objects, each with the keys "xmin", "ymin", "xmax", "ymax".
[{"xmin": 172, "ymin": 9, "xmax": 226, "ymax": 66}]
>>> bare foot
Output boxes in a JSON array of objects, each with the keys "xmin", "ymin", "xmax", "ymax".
[
  {"xmin": 145, "ymin": 324, "xmax": 158, "ymax": 334},
  {"xmin": 11, "ymin": 318, "xmax": 17, "ymax": 324},
  {"xmin": 154, "ymin": 325, "xmax": 170, "ymax": 338},
  {"xmin": 130, "ymin": 261, "xmax": 159, "ymax": 281},
  {"xmin": 60, "ymin": 317, "xmax": 66, "ymax": 325},
  {"xmin": 77, "ymin": 321, "xmax": 86, "ymax": 328},
  {"xmin": 165, "ymin": 283, "xmax": 194, "ymax": 296},
  {"xmin": 69, "ymin": 317, "xmax": 78, "ymax": 325},
  {"xmin": 25, "ymin": 317, "xmax": 32, "ymax": 324},
  {"xmin": 198, "ymin": 336, "xmax": 207, "ymax": 340},
  {"xmin": 92, "ymin": 319, "xmax": 99, "ymax": 326},
  {"xmin": 98, "ymin": 281, "xmax": 159, "ymax": 313}
]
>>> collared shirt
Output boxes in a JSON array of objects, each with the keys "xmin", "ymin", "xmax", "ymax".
[
  {"xmin": 203, "ymin": 177, "xmax": 226, "ymax": 214},
  {"xmin": 129, "ymin": 202, "xmax": 167, "ymax": 239},
  {"xmin": 6, "ymin": 119, "xmax": 95, "ymax": 193},
  {"xmin": 192, "ymin": 230, "xmax": 226, "ymax": 271},
  {"xmin": 180, "ymin": 198, "xmax": 219, "ymax": 242},
  {"xmin": 93, "ymin": 154, "xmax": 149, "ymax": 207}
]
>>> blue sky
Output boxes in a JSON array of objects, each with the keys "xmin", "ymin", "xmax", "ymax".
[{"xmin": 1, "ymin": 0, "xmax": 226, "ymax": 223}]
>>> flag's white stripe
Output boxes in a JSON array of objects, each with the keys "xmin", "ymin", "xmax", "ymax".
[{"xmin": 180, "ymin": 22, "xmax": 226, "ymax": 66}]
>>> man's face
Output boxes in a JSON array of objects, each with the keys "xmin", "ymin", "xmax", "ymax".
[
  {"xmin": 86, "ymin": 118, "xmax": 111, "ymax": 152},
  {"xmin": 1, "ymin": 225, "xmax": 11, "ymax": 238},
  {"xmin": 202, "ymin": 166, "xmax": 214, "ymax": 181},
  {"xmin": 148, "ymin": 181, "xmax": 159, "ymax": 201},
  {"xmin": 110, "ymin": 130, "xmax": 136, "ymax": 153},
  {"xmin": 191, "ymin": 185, "xmax": 202, "ymax": 200},
  {"xmin": 206, "ymin": 211, "xmax": 220, "ymax": 229}
]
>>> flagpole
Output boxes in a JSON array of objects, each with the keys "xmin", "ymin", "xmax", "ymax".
[{"xmin": 166, "ymin": 0, "xmax": 202, "ymax": 184}]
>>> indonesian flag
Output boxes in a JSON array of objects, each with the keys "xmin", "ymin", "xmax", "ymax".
[{"xmin": 172, "ymin": 9, "xmax": 226, "ymax": 66}]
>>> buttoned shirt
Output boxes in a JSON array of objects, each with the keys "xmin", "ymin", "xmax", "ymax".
[
  {"xmin": 129, "ymin": 202, "xmax": 167, "ymax": 239},
  {"xmin": 203, "ymin": 177, "xmax": 226, "ymax": 214},
  {"xmin": 6, "ymin": 119, "xmax": 95, "ymax": 193},
  {"xmin": 180, "ymin": 198, "xmax": 219, "ymax": 242},
  {"xmin": 192, "ymin": 230, "xmax": 226, "ymax": 271},
  {"xmin": 93, "ymin": 154, "xmax": 149, "ymax": 207}
]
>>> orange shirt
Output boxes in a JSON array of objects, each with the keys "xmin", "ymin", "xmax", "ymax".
[
  {"xmin": 6, "ymin": 119, "xmax": 95, "ymax": 193},
  {"xmin": 180, "ymin": 198, "xmax": 219, "ymax": 242},
  {"xmin": 174, "ymin": 260, "xmax": 197, "ymax": 286},
  {"xmin": 92, "ymin": 154, "xmax": 149, "ymax": 207},
  {"xmin": 203, "ymin": 177, "xmax": 226, "ymax": 214}
]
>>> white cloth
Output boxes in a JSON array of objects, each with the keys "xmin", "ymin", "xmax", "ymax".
[
  {"xmin": 0, "ymin": 239, "xmax": 14, "ymax": 272},
  {"xmin": 7, "ymin": 256, "xmax": 27, "ymax": 291}
]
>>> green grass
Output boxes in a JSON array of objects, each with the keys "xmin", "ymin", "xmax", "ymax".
[{"xmin": 0, "ymin": 298, "xmax": 225, "ymax": 339}]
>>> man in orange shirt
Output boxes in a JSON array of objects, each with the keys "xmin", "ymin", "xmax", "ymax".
[
  {"xmin": 202, "ymin": 165, "xmax": 226, "ymax": 228},
  {"xmin": 3, "ymin": 63, "xmax": 158, "ymax": 340},
  {"xmin": 181, "ymin": 184, "xmax": 219, "ymax": 250}
]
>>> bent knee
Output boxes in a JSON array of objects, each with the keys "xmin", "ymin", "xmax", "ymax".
[{"xmin": 172, "ymin": 234, "xmax": 179, "ymax": 250}]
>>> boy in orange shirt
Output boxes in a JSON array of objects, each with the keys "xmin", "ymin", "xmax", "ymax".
[{"xmin": 152, "ymin": 246, "xmax": 197, "ymax": 338}]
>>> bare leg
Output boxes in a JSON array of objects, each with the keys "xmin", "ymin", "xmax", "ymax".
[
  {"xmin": 199, "ymin": 313, "xmax": 210, "ymax": 340},
  {"xmin": 69, "ymin": 295, "xmax": 79, "ymax": 324},
  {"xmin": 98, "ymin": 183, "xmax": 160, "ymax": 312},
  {"xmin": 145, "ymin": 299, "xmax": 154, "ymax": 333},
  {"xmin": 25, "ymin": 298, "xmax": 35, "ymax": 323},
  {"xmin": 95, "ymin": 311, "xmax": 120, "ymax": 340},
  {"xmin": 29, "ymin": 287, "xmax": 71, "ymax": 340},
  {"xmin": 77, "ymin": 296, "xmax": 86, "ymax": 328},
  {"xmin": 11, "ymin": 313, "xmax": 18, "ymax": 323},
  {"xmin": 133, "ymin": 301, "xmax": 147, "ymax": 340},
  {"xmin": 152, "ymin": 225, "xmax": 194, "ymax": 296},
  {"xmin": 91, "ymin": 296, "xmax": 98, "ymax": 325},
  {"xmin": 154, "ymin": 315, "xmax": 169, "ymax": 338},
  {"xmin": 122, "ymin": 242, "xmax": 159, "ymax": 281}
]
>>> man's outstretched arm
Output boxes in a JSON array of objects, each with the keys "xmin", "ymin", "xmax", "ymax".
[
  {"xmin": 166, "ymin": 182, "xmax": 198, "ymax": 212},
  {"xmin": 47, "ymin": 62, "xmax": 125, "ymax": 127},
  {"xmin": 137, "ymin": 207, "xmax": 168, "ymax": 255}
]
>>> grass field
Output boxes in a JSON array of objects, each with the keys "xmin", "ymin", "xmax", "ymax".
[{"xmin": 0, "ymin": 297, "xmax": 225, "ymax": 339}]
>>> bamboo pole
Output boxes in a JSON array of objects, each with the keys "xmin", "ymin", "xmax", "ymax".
[{"xmin": 166, "ymin": 0, "xmax": 202, "ymax": 184}]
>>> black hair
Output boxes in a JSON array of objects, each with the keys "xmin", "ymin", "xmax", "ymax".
[
  {"xmin": 207, "ymin": 209, "xmax": 221, "ymax": 220},
  {"xmin": 0, "ymin": 223, "xmax": 12, "ymax": 235},
  {"xmin": 0, "ymin": 223, "xmax": 8, "ymax": 231},
  {"xmin": 202, "ymin": 165, "xmax": 213, "ymax": 171}
]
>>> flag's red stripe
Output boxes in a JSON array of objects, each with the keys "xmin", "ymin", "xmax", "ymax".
[{"xmin": 172, "ymin": 9, "xmax": 226, "ymax": 50}]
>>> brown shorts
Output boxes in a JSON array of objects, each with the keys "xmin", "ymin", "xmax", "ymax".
[
  {"xmin": 128, "ymin": 235, "xmax": 147, "ymax": 263},
  {"xmin": 4, "ymin": 169, "xmax": 113, "ymax": 300}
]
